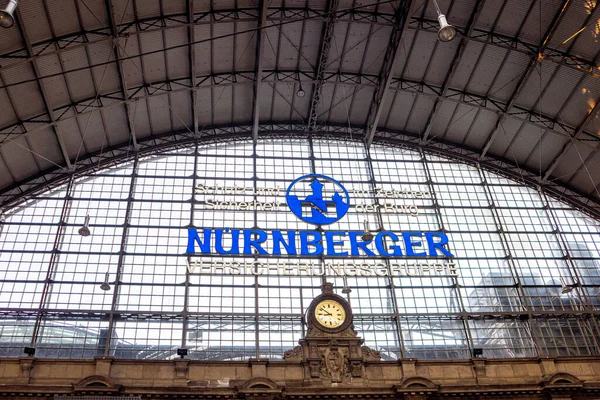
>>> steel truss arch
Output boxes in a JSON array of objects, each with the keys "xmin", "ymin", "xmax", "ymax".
[{"xmin": 1, "ymin": 125, "xmax": 599, "ymax": 223}]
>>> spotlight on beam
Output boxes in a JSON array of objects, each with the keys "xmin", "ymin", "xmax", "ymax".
[
  {"xmin": 432, "ymin": 0, "xmax": 456, "ymax": 42},
  {"xmin": 361, "ymin": 219, "xmax": 374, "ymax": 242},
  {"xmin": 296, "ymin": 83, "xmax": 306, "ymax": 98},
  {"xmin": 78, "ymin": 215, "xmax": 91, "ymax": 237},
  {"xmin": 100, "ymin": 272, "xmax": 111, "ymax": 291},
  {"xmin": 0, "ymin": 0, "xmax": 17, "ymax": 29}
]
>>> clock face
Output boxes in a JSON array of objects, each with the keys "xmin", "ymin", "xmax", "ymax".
[{"xmin": 314, "ymin": 299, "xmax": 346, "ymax": 328}]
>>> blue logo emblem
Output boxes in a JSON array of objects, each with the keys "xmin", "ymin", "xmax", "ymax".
[{"xmin": 286, "ymin": 174, "xmax": 350, "ymax": 225}]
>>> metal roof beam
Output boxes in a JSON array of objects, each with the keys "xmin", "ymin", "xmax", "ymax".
[
  {"xmin": 1, "ymin": 6, "xmax": 599, "ymax": 87},
  {"xmin": 3, "ymin": 124, "xmax": 600, "ymax": 220},
  {"xmin": 421, "ymin": 0, "xmax": 484, "ymax": 142},
  {"xmin": 307, "ymin": 0, "xmax": 340, "ymax": 131},
  {"xmin": 105, "ymin": 0, "xmax": 139, "ymax": 150},
  {"xmin": 14, "ymin": 10, "xmax": 72, "ymax": 170},
  {"xmin": 479, "ymin": 0, "xmax": 573, "ymax": 159},
  {"xmin": 1, "ymin": 71, "xmax": 596, "ymax": 154},
  {"xmin": 543, "ymin": 98, "xmax": 600, "ymax": 181},
  {"xmin": 364, "ymin": 0, "xmax": 414, "ymax": 148},
  {"xmin": 187, "ymin": 0, "xmax": 199, "ymax": 135},
  {"xmin": 252, "ymin": 0, "xmax": 269, "ymax": 142}
]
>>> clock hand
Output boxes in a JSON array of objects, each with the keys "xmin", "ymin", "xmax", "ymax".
[{"xmin": 318, "ymin": 307, "xmax": 332, "ymax": 316}]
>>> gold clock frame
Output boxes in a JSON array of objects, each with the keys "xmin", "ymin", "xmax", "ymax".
[{"xmin": 307, "ymin": 293, "xmax": 353, "ymax": 333}]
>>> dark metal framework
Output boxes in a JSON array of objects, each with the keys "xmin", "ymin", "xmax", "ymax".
[
  {"xmin": 1, "ymin": 135, "xmax": 600, "ymax": 361},
  {"xmin": 2, "ymin": 1, "xmax": 600, "ymax": 210}
]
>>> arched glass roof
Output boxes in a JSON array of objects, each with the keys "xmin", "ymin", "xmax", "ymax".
[
  {"xmin": 1, "ymin": 0, "xmax": 600, "ymax": 215},
  {"xmin": 1, "ymin": 137, "xmax": 599, "ymax": 360}
]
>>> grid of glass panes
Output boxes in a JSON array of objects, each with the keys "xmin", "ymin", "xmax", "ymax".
[{"xmin": 0, "ymin": 137, "xmax": 599, "ymax": 360}]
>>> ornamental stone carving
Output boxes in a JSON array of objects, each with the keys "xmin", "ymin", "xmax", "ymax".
[{"xmin": 283, "ymin": 283, "xmax": 381, "ymax": 383}]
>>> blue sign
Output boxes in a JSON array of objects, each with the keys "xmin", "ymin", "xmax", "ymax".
[
  {"xmin": 187, "ymin": 174, "xmax": 455, "ymax": 259},
  {"xmin": 187, "ymin": 228, "xmax": 454, "ymax": 257},
  {"xmin": 286, "ymin": 174, "xmax": 350, "ymax": 225}
]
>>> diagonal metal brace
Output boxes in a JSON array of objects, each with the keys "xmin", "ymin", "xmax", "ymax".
[
  {"xmin": 364, "ymin": 0, "xmax": 413, "ymax": 148},
  {"xmin": 307, "ymin": 0, "xmax": 340, "ymax": 132}
]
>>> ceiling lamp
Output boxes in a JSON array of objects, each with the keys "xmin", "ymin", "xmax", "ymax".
[
  {"xmin": 361, "ymin": 219, "xmax": 374, "ymax": 242},
  {"xmin": 432, "ymin": 0, "xmax": 456, "ymax": 42},
  {"xmin": 78, "ymin": 215, "xmax": 91, "ymax": 237},
  {"xmin": 0, "ymin": 0, "xmax": 17, "ymax": 29},
  {"xmin": 296, "ymin": 83, "xmax": 306, "ymax": 98},
  {"xmin": 100, "ymin": 272, "xmax": 111, "ymax": 291}
]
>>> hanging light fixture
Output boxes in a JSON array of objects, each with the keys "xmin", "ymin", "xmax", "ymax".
[
  {"xmin": 559, "ymin": 276, "xmax": 574, "ymax": 294},
  {"xmin": 361, "ymin": 219, "xmax": 374, "ymax": 241},
  {"xmin": 432, "ymin": 0, "xmax": 456, "ymax": 42},
  {"xmin": 0, "ymin": 0, "xmax": 17, "ymax": 29},
  {"xmin": 296, "ymin": 83, "xmax": 306, "ymax": 98},
  {"xmin": 100, "ymin": 272, "xmax": 111, "ymax": 291},
  {"xmin": 78, "ymin": 215, "xmax": 91, "ymax": 237}
]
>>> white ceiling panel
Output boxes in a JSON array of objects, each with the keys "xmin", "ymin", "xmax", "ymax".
[
  {"xmin": 423, "ymin": 38, "xmax": 460, "ymax": 87},
  {"xmin": 551, "ymin": 140, "xmax": 594, "ymax": 181},
  {"xmin": 54, "ymin": 108, "xmax": 85, "ymax": 157},
  {"xmin": 234, "ymin": 21, "xmax": 257, "ymax": 72},
  {"xmin": 231, "ymin": 85, "xmax": 252, "ymax": 125},
  {"xmin": 140, "ymin": 30, "xmax": 168, "ymax": 83},
  {"xmin": 448, "ymin": 40, "xmax": 484, "ymax": 91},
  {"xmin": 532, "ymin": 65, "xmax": 583, "ymax": 117},
  {"xmin": 493, "ymin": 0, "xmax": 531, "ymax": 38},
  {"xmin": 466, "ymin": 45, "xmax": 509, "ymax": 96},
  {"xmin": 0, "ymin": 137, "xmax": 39, "ymax": 182},
  {"xmin": 131, "ymin": 97, "xmax": 151, "ymax": 139},
  {"xmin": 27, "ymin": 126, "xmax": 63, "ymax": 170},
  {"xmin": 133, "ymin": 0, "xmax": 161, "ymax": 19},
  {"xmin": 61, "ymin": 46, "xmax": 96, "ymax": 102},
  {"xmin": 443, "ymin": 104, "xmax": 478, "ymax": 143},
  {"xmin": 0, "ymin": 88, "xmax": 18, "ymax": 128},
  {"xmin": 147, "ymin": 94, "xmax": 174, "ymax": 134},
  {"xmin": 504, "ymin": 123, "xmax": 545, "ymax": 164},
  {"xmin": 361, "ymin": 25, "xmax": 392, "ymax": 75},
  {"xmin": 0, "ymin": 153, "xmax": 14, "ymax": 187},
  {"xmin": 405, "ymin": 94, "xmax": 435, "ymax": 134},
  {"xmin": 119, "ymin": 32, "xmax": 144, "ymax": 88},
  {"xmin": 164, "ymin": 26, "xmax": 189, "ymax": 80},
  {"xmin": 519, "ymin": 0, "xmax": 565, "ymax": 45},
  {"xmin": 102, "ymin": 102, "xmax": 130, "ymax": 145},
  {"xmin": 76, "ymin": 110, "xmax": 107, "ymax": 152},
  {"xmin": 560, "ymin": 74, "xmax": 600, "ymax": 128},
  {"xmin": 569, "ymin": 151, "xmax": 600, "ymax": 194},
  {"xmin": 486, "ymin": 117, "xmax": 523, "ymax": 157},
  {"xmin": 464, "ymin": 109, "xmax": 500, "ymax": 149},
  {"xmin": 570, "ymin": 5, "xmax": 600, "ymax": 60},
  {"xmin": 46, "ymin": 0, "xmax": 80, "ymax": 37},
  {"xmin": 78, "ymin": 0, "xmax": 110, "ymax": 30},
  {"xmin": 487, "ymin": 51, "xmax": 530, "ymax": 103},
  {"xmin": 384, "ymin": 91, "xmax": 414, "ymax": 131},
  {"xmin": 514, "ymin": 61, "xmax": 558, "ymax": 111},
  {"xmin": 331, "ymin": 23, "xmax": 372, "ymax": 74},
  {"xmin": 110, "ymin": 0, "xmax": 135, "ymax": 27},
  {"xmin": 17, "ymin": 0, "xmax": 52, "ymax": 44},
  {"xmin": 402, "ymin": 30, "xmax": 437, "ymax": 82},
  {"xmin": 524, "ymin": 129, "xmax": 569, "ymax": 172},
  {"xmin": 425, "ymin": 101, "xmax": 458, "ymax": 139},
  {"xmin": 36, "ymin": 54, "xmax": 71, "ymax": 109},
  {"xmin": 87, "ymin": 41, "xmax": 122, "ymax": 94}
]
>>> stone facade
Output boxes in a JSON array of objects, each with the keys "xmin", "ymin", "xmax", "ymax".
[
  {"xmin": 2, "ymin": 286, "xmax": 599, "ymax": 399},
  {"xmin": 1, "ymin": 355, "xmax": 600, "ymax": 399}
]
